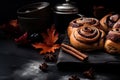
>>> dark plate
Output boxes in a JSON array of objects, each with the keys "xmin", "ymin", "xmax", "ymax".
[{"xmin": 57, "ymin": 35, "xmax": 120, "ymax": 72}]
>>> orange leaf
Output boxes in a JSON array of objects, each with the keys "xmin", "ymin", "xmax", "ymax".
[
  {"xmin": 9, "ymin": 20, "xmax": 18, "ymax": 28},
  {"xmin": 41, "ymin": 25, "xmax": 59, "ymax": 46},
  {"xmin": 32, "ymin": 43, "xmax": 60, "ymax": 54},
  {"xmin": 32, "ymin": 25, "xmax": 61, "ymax": 54}
]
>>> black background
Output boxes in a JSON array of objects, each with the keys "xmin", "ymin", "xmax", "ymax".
[{"xmin": 0, "ymin": 0, "xmax": 119, "ymax": 24}]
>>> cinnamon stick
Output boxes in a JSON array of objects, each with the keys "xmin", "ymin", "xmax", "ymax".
[
  {"xmin": 61, "ymin": 43, "xmax": 88, "ymax": 61},
  {"xmin": 61, "ymin": 47, "xmax": 85, "ymax": 61},
  {"xmin": 61, "ymin": 43, "xmax": 88, "ymax": 58}
]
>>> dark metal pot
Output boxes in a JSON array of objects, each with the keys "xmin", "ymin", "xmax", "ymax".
[
  {"xmin": 53, "ymin": 0, "xmax": 79, "ymax": 34},
  {"xmin": 18, "ymin": 16, "xmax": 52, "ymax": 33},
  {"xmin": 17, "ymin": 2, "xmax": 51, "ymax": 18},
  {"xmin": 17, "ymin": 2, "xmax": 52, "ymax": 33}
]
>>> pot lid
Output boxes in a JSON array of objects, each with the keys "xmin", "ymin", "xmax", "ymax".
[
  {"xmin": 17, "ymin": 2, "xmax": 50, "ymax": 14},
  {"xmin": 54, "ymin": 1, "xmax": 78, "ymax": 14}
]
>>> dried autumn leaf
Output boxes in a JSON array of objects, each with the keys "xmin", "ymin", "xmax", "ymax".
[
  {"xmin": 32, "ymin": 25, "xmax": 61, "ymax": 54},
  {"xmin": 32, "ymin": 43, "xmax": 60, "ymax": 54},
  {"xmin": 14, "ymin": 32, "xmax": 29, "ymax": 45},
  {"xmin": 9, "ymin": 19, "xmax": 18, "ymax": 28},
  {"xmin": 41, "ymin": 25, "xmax": 59, "ymax": 46}
]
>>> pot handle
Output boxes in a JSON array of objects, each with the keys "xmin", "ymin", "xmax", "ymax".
[{"xmin": 76, "ymin": 14, "xmax": 85, "ymax": 19}]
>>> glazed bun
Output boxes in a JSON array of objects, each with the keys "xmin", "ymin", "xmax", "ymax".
[
  {"xmin": 104, "ymin": 20, "xmax": 120, "ymax": 54},
  {"xmin": 100, "ymin": 13, "xmax": 120, "ymax": 32},
  {"xmin": 70, "ymin": 24, "xmax": 106, "ymax": 51},
  {"xmin": 67, "ymin": 17, "xmax": 102, "ymax": 37}
]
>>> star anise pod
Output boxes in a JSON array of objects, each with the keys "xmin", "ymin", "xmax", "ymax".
[
  {"xmin": 43, "ymin": 53, "xmax": 57, "ymax": 62},
  {"xmin": 39, "ymin": 62, "xmax": 48, "ymax": 72},
  {"xmin": 68, "ymin": 75, "xmax": 80, "ymax": 80},
  {"xmin": 83, "ymin": 68, "xmax": 95, "ymax": 79}
]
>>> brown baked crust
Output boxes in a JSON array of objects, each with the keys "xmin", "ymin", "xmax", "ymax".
[
  {"xmin": 113, "ymin": 19, "xmax": 120, "ymax": 28},
  {"xmin": 67, "ymin": 17, "xmax": 101, "ymax": 37},
  {"xmin": 104, "ymin": 40, "xmax": 120, "ymax": 54},
  {"xmin": 100, "ymin": 13, "xmax": 120, "ymax": 32},
  {"xmin": 70, "ymin": 24, "xmax": 106, "ymax": 51},
  {"xmin": 105, "ymin": 27, "xmax": 120, "ymax": 54},
  {"xmin": 67, "ymin": 18, "xmax": 83, "ymax": 37}
]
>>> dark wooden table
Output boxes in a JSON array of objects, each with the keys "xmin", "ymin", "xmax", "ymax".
[{"xmin": 0, "ymin": 38, "xmax": 120, "ymax": 80}]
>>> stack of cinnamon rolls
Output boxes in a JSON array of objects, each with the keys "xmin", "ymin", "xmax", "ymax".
[{"xmin": 67, "ymin": 13, "xmax": 120, "ymax": 54}]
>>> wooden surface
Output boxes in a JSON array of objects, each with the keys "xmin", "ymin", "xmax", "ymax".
[{"xmin": 57, "ymin": 35, "xmax": 120, "ymax": 71}]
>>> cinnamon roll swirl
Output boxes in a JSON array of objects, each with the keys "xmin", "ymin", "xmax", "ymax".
[
  {"xmin": 100, "ymin": 13, "xmax": 120, "ymax": 32},
  {"xmin": 104, "ymin": 26, "xmax": 120, "ymax": 54},
  {"xmin": 70, "ymin": 24, "xmax": 106, "ymax": 51},
  {"xmin": 67, "ymin": 17, "xmax": 102, "ymax": 37},
  {"xmin": 113, "ymin": 19, "xmax": 120, "ymax": 28}
]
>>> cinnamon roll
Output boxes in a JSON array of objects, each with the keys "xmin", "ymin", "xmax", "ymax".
[
  {"xmin": 70, "ymin": 24, "xmax": 106, "ymax": 51},
  {"xmin": 100, "ymin": 13, "xmax": 120, "ymax": 32},
  {"xmin": 104, "ymin": 25, "xmax": 120, "ymax": 54},
  {"xmin": 67, "ymin": 17, "xmax": 102, "ymax": 37},
  {"xmin": 113, "ymin": 19, "xmax": 120, "ymax": 28}
]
